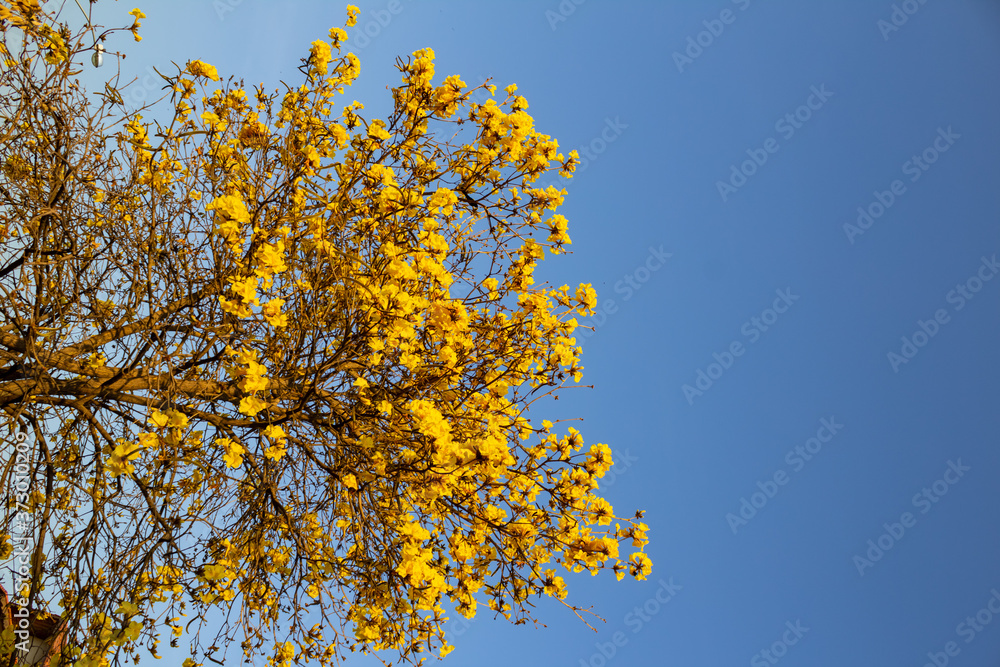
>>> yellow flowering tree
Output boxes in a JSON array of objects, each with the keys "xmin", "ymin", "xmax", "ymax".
[{"xmin": 0, "ymin": 2, "xmax": 650, "ymax": 665}]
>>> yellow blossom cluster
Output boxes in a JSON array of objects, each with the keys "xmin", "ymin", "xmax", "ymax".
[{"xmin": 0, "ymin": 4, "xmax": 649, "ymax": 666}]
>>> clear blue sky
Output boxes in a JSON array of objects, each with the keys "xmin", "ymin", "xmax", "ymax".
[{"xmin": 77, "ymin": 1, "xmax": 1000, "ymax": 665}]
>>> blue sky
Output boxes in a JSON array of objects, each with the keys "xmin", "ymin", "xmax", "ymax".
[{"xmin": 74, "ymin": 1, "xmax": 1000, "ymax": 665}]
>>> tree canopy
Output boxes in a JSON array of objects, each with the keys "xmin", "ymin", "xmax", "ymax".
[{"xmin": 0, "ymin": 2, "xmax": 650, "ymax": 665}]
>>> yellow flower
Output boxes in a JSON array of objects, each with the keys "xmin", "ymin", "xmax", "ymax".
[
  {"xmin": 85, "ymin": 351, "xmax": 106, "ymax": 371},
  {"xmin": 239, "ymin": 121, "xmax": 269, "ymax": 148},
  {"xmin": 128, "ymin": 9, "xmax": 145, "ymax": 41},
  {"xmin": 255, "ymin": 242, "xmax": 288, "ymax": 276},
  {"xmin": 329, "ymin": 27, "xmax": 347, "ymax": 44},
  {"xmin": 108, "ymin": 442, "xmax": 142, "ymax": 477},
  {"xmin": 575, "ymin": 282, "xmax": 597, "ymax": 315},
  {"xmin": 263, "ymin": 424, "xmax": 287, "ymax": 444},
  {"xmin": 148, "ymin": 410, "xmax": 169, "ymax": 429},
  {"xmin": 229, "ymin": 275, "xmax": 260, "ymax": 305},
  {"xmin": 543, "ymin": 571, "xmax": 567, "ymax": 599},
  {"xmin": 230, "ymin": 346, "xmax": 259, "ymax": 365},
  {"xmin": 240, "ymin": 370, "xmax": 268, "ymax": 394},
  {"xmin": 239, "ymin": 396, "xmax": 267, "ymax": 417},
  {"xmin": 262, "ymin": 298, "xmax": 288, "ymax": 328},
  {"xmin": 218, "ymin": 438, "xmax": 245, "ymax": 468},
  {"xmin": 367, "ymin": 121, "xmax": 391, "ymax": 143},
  {"xmin": 116, "ymin": 601, "xmax": 139, "ymax": 616},
  {"xmin": 207, "ymin": 194, "xmax": 250, "ymax": 248},
  {"xmin": 629, "ymin": 552, "xmax": 653, "ymax": 580},
  {"xmin": 166, "ymin": 409, "xmax": 189, "ymax": 429},
  {"xmin": 42, "ymin": 30, "xmax": 67, "ymax": 64},
  {"xmin": 264, "ymin": 442, "xmax": 286, "ymax": 461},
  {"xmin": 123, "ymin": 620, "xmax": 142, "ymax": 641},
  {"xmin": 427, "ymin": 187, "xmax": 458, "ymax": 215},
  {"xmin": 438, "ymin": 345, "xmax": 457, "ymax": 368},
  {"xmin": 547, "ymin": 213, "xmax": 571, "ymax": 245},
  {"xmin": 310, "ymin": 40, "xmax": 332, "ymax": 76},
  {"xmin": 200, "ymin": 111, "xmax": 227, "ymax": 132},
  {"xmin": 345, "ymin": 5, "xmax": 360, "ymax": 27},
  {"xmin": 219, "ymin": 295, "xmax": 252, "ymax": 318},
  {"xmin": 187, "ymin": 59, "xmax": 220, "ymax": 82},
  {"xmin": 484, "ymin": 277, "xmax": 499, "ymax": 298}
]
